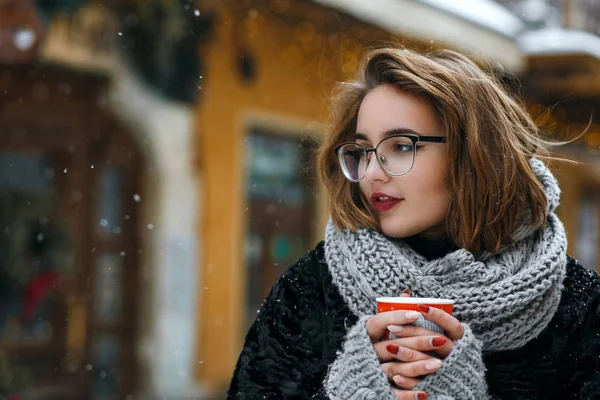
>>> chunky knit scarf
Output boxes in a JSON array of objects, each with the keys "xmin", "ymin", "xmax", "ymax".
[{"xmin": 324, "ymin": 158, "xmax": 567, "ymax": 399}]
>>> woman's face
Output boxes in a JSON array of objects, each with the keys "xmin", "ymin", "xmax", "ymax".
[{"xmin": 355, "ymin": 84, "xmax": 450, "ymax": 240}]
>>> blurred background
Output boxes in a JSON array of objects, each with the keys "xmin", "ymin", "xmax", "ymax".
[{"xmin": 0, "ymin": 0, "xmax": 598, "ymax": 398}]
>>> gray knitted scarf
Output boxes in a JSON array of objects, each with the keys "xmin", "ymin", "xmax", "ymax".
[{"xmin": 325, "ymin": 158, "xmax": 567, "ymax": 352}]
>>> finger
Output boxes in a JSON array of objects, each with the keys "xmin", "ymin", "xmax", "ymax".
[
  {"xmin": 434, "ymin": 341, "xmax": 453, "ymax": 359},
  {"xmin": 392, "ymin": 387, "xmax": 428, "ymax": 399},
  {"xmin": 388, "ymin": 335, "xmax": 449, "ymax": 354},
  {"xmin": 385, "ymin": 326, "xmax": 454, "ymax": 359},
  {"xmin": 392, "ymin": 374, "xmax": 423, "ymax": 390},
  {"xmin": 418, "ymin": 305, "xmax": 464, "ymax": 341},
  {"xmin": 399, "ymin": 288, "xmax": 412, "ymax": 297},
  {"xmin": 374, "ymin": 341, "xmax": 432, "ymax": 363},
  {"xmin": 366, "ymin": 310, "xmax": 421, "ymax": 341},
  {"xmin": 386, "ymin": 324, "xmax": 439, "ymax": 338},
  {"xmin": 384, "ymin": 358, "xmax": 443, "ymax": 378}
]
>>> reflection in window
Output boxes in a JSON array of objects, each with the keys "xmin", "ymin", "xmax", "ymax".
[
  {"xmin": 97, "ymin": 168, "xmax": 124, "ymax": 236},
  {"xmin": 577, "ymin": 194, "xmax": 599, "ymax": 270},
  {"xmin": 0, "ymin": 152, "xmax": 51, "ymax": 192},
  {"xmin": 94, "ymin": 253, "xmax": 123, "ymax": 323},
  {"xmin": 0, "ymin": 181, "xmax": 70, "ymax": 396},
  {"xmin": 245, "ymin": 134, "xmax": 304, "ymax": 205},
  {"xmin": 91, "ymin": 334, "xmax": 120, "ymax": 400},
  {"xmin": 244, "ymin": 231, "xmax": 263, "ymax": 320}
]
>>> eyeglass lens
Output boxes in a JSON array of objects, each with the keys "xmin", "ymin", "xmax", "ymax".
[{"xmin": 338, "ymin": 136, "xmax": 415, "ymax": 181}]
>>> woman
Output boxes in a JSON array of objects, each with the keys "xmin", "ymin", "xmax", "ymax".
[{"xmin": 227, "ymin": 48, "xmax": 600, "ymax": 399}]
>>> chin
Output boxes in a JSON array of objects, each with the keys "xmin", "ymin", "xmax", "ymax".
[
  {"xmin": 379, "ymin": 219, "xmax": 416, "ymax": 239},
  {"xmin": 379, "ymin": 216, "xmax": 445, "ymax": 239}
]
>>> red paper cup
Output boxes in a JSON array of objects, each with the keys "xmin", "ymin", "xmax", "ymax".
[{"xmin": 376, "ymin": 297, "xmax": 454, "ymax": 339}]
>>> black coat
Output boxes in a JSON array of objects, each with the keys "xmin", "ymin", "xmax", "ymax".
[{"xmin": 228, "ymin": 242, "xmax": 600, "ymax": 399}]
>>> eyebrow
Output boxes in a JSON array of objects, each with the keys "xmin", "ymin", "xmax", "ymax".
[{"xmin": 354, "ymin": 128, "xmax": 424, "ymax": 141}]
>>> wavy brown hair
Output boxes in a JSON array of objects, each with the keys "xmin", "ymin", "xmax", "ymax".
[{"xmin": 318, "ymin": 47, "xmax": 558, "ymax": 255}]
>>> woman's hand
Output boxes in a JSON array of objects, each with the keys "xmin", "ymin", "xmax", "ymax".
[
  {"xmin": 366, "ymin": 293, "xmax": 465, "ymax": 399},
  {"xmin": 367, "ymin": 309, "xmax": 441, "ymax": 399},
  {"xmin": 385, "ymin": 304, "xmax": 464, "ymax": 354},
  {"xmin": 393, "ymin": 304, "xmax": 465, "ymax": 350}
]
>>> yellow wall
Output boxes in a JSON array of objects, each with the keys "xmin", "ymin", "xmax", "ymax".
[{"xmin": 195, "ymin": 2, "xmax": 396, "ymax": 392}]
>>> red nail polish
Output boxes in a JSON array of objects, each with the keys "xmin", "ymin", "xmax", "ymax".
[
  {"xmin": 432, "ymin": 337, "xmax": 447, "ymax": 347},
  {"xmin": 386, "ymin": 344, "xmax": 399, "ymax": 354},
  {"xmin": 418, "ymin": 304, "xmax": 430, "ymax": 313},
  {"xmin": 418, "ymin": 393, "xmax": 428, "ymax": 400},
  {"xmin": 402, "ymin": 288, "xmax": 412, "ymax": 295}
]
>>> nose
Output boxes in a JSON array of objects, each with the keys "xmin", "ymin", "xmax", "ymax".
[{"xmin": 363, "ymin": 153, "xmax": 389, "ymax": 182}]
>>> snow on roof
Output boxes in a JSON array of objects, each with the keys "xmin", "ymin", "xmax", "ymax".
[
  {"xmin": 310, "ymin": 0, "xmax": 525, "ymax": 70},
  {"xmin": 519, "ymin": 28, "xmax": 600, "ymax": 60},
  {"xmin": 420, "ymin": 0, "xmax": 524, "ymax": 38}
]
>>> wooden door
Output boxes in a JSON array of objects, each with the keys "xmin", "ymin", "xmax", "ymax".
[{"xmin": 243, "ymin": 129, "xmax": 317, "ymax": 328}]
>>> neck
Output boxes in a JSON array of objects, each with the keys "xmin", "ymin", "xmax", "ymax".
[
  {"xmin": 403, "ymin": 234, "xmax": 457, "ymax": 261},
  {"xmin": 415, "ymin": 224, "xmax": 447, "ymax": 241}
]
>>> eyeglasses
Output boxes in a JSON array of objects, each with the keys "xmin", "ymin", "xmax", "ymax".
[{"xmin": 334, "ymin": 134, "xmax": 446, "ymax": 182}]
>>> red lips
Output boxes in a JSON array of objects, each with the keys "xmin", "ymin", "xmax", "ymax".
[{"xmin": 370, "ymin": 191, "xmax": 403, "ymax": 212}]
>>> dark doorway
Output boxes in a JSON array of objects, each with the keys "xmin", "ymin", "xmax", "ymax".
[
  {"xmin": 0, "ymin": 65, "xmax": 141, "ymax": 400},
  {"xmin": 243, "ymin": 128, "xmax": 318, "ymax": 328}
]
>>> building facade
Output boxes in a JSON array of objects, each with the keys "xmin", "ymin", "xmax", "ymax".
[
  {"xmin": 0, "ymin": 1, "xmax": 598, "ymax": 399},
  {"xmin": 196, "ymin": 0, "xmax": 535, "ymax": 395}
]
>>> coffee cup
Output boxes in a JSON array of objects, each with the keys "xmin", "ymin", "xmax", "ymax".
[{"xmin": 376, "ymin": 297, "xmax": 454, "ymax": 339}]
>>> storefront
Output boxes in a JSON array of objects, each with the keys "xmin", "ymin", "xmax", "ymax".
[{"xmin": 0, "ymin": 1, "xmax": 206, "ymax": 398}]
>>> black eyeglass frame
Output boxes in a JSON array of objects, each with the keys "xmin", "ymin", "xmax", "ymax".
[{"xmin": 333, "ymin": 134, "xmax": 446, "ymax": 182}]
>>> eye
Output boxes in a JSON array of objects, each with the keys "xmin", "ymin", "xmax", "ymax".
[{"xmin": 393, "ymin": 143, "xmax": 413, "ymax": 153}]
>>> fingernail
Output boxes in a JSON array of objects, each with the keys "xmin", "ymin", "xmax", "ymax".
[
  {"xmin": 402, "ymin": 288, "xmax": 412, "ymax": 295},
  {"xmin": 417, "ymin": 393, "xmax": 428, "ymax": 400},
  {"xmin": 393, "ymin": 375, "xmax": 405, "ymax": 386},
  {"xmin": 425, "ymin": 359, "xmax": 442, "ymax": 370},
  {"xmin": 406, "ymin": 311, "xmax": 421, "ymax": 319},
  {"xmin": 387, "ymin": 325, "xmax": 404, "ymax": 333},
  {"xmin": 418, "ymin": 304, "xmax": 430, "ymax": 314},
  {"xmin": 386, "ymin": 344, "xmax": 399, "ymax": 354},
  {"xmin": 431, "ymin": 337, "xmax": 447, "ymax": 347}
]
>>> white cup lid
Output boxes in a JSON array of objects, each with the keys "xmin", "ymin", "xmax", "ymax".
[{"xmin": 376, "ymin": 297, "xmax": 454, "ymax": 304}]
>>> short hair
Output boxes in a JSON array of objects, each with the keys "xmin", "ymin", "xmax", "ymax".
[{"xmin": 317, "ymin": 47, "xmax": 552, "ymax": 255}]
